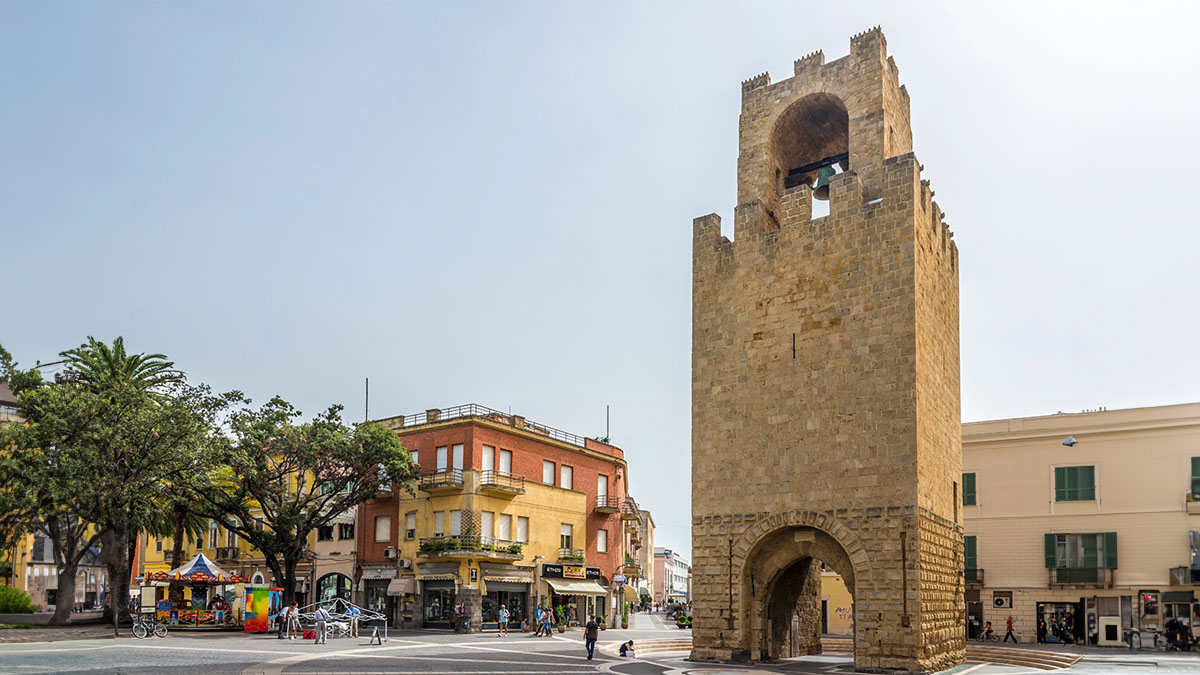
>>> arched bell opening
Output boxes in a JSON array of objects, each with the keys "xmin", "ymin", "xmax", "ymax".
[
  {"xmin": 741, "ymin": 525, "xmax": 858, "ymax": 662},
  {"xmin": 768, "ymin": 93, "xmax": 850, "ymax": 219}
]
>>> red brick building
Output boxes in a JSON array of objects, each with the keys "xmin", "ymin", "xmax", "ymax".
[{"xmin": 357, "ymin": 404, "xmax": 645, "ymax": 630}]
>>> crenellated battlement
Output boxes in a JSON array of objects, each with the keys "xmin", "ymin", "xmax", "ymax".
[
  {"xmin": 740, "ymin": 72, "xmax": 770, "ymax": 94},
  {"xmin": 793, "ymin": 50, "xmax": 825, "ymax": 75}
]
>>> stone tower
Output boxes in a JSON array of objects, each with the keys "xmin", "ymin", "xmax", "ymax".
[{"xmin": 690, "ymin": 29, "xmax": 964, "ymax": 672}]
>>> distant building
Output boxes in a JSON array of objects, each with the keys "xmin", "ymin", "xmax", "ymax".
[
  {"xmin": 823, "ymin": 402, "xmax": 1200, "ymax": 644},
  {"xmin": 653, "ymin": 546, "xmax": 690, "ymax": 603}
]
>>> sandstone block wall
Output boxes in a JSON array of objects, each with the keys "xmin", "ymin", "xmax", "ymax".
[{"xmin": 691, "ymin": 28, "xmax": 963, "ymax": 673}]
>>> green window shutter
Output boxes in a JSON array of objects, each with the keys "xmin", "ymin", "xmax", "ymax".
[
  {"xmin": 1103, "ymin": 531, "xmax": 1118, "ymax": 568},
  {"xmin": 964, "ymin": 535, "xmax": 977, "ymax": 569},
  {"xmin": 1192, "ymin": 457, "xmax": 1200, "ymax": 493},
  {"xmin": 1044, "ymin": 533, "xmax": 1057, "ymax": 568},
  {"xmin": 1080, "ymin": 466, "xmax": 1096, "ymax": 501},
  {"xmin": 1082, "ymin": 534, "xmax": 1099, "ymax": 568},
  {"xmin": 1054, "ymin": 467, "xmax": 1067, "ymax": 501},
  {"xmin": 962, "ymin": 473, "xmax": 976, "ymax": 506}
]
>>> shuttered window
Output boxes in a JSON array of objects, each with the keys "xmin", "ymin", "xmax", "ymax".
[
  {"xmin": 1054, "ymin": 466, "xmax": 1096, "ymax": 502},
  {"xmin": 964, "ymin": 535, "xmax": 977, "ymax": 570},
  {"xmin": 962, "ymin": 473, "xmax": 977, "ymax": 506},
  {"xmin": 1045, "ymin": 532, "xmax": 1117, "ymax": 568},
  {"xmin": 1192, "ymin": 457, "xmax": 1200, "ymax": 494}
]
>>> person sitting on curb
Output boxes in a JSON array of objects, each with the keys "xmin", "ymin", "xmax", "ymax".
[{"xmin": 619, "ymin": 640, "xmax": 635, "ymax": 657}]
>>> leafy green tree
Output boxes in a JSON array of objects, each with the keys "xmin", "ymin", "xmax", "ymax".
[
  {"xmin": 187, "ymin": 398, "xmax": 417, "ymax": 605},
  {"xmin": 0, "ymin": 340, "xmax": 225, "ymax": 633},
  {"xmin": 0, "ymin": 352, "xmax": 109, "ymax": 625},
  {"xmin": 0, "ymin": 585, "xmax": 36, "ymax": 613}
]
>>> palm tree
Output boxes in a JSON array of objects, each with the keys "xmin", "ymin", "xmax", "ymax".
[
  {"xmin": 57, "ymin": 337, "xmax": 186, "ymax": 622},
  {"xmin": 59, "ymin": 336, "xmax": 182, "ymax": 393}
]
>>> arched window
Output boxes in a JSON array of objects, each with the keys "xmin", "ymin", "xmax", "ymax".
[
  {"xmin": 251, "ymin": 572, "xmax": 265, "ymax": 585},
  {"xmin": 768, "ymin": 93, "xmax": 849, "ymax": 214},
  {"xmin": 316, "ymin": 573, "xmax": 353, "ymax": 606}
]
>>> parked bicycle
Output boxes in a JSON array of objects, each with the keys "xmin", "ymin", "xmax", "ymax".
[{"xmin": 132, "ymin": 613, "xmax": 168, "ymax": 639}]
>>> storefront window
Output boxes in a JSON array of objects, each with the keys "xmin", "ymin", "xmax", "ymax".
[
  {"xmin": 482, "ymin": 590, "xmax": 526, "ymax": 624},
  {"xmin": 316, "ymin": 573, "xmax": 352, "ymax": 607},
  {"xmin": 423, "ymin": 586, "xmax": 453, "ymax": 624},
  {"xmin": 365, "ymin": 580, "xmax": 389, "ymax": 613}
]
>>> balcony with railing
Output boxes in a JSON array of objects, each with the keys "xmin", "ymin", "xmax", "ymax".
[
  {"xmin": 623, "ymin": 562, "xmax": 644, "ymax": 579},
  {"xmin": 557, "ymin": 548, "xmax": 586, "ymax": 563},
  {"xmin": 595, "ymin": 495, "xmax": 621, "ymax": 514},
  {"xmin": 1169, "ymin": 566, "xmax": 1200, "ymax": 585},
  {"xmin": 621, "ymin": 497, "xmax": 640, "ymax": 521},
  {"xmin": 965, "ymin": 568, "xmax": 984, "ymax": 586},
  {"xmin": 480, "ymin": 470, "xmax": 526, "ymax": 496},
  {"xmin": 419, "ymin": 468, "xmax": 464, "ymax": 493},
  {"xmin": 1049, "ymin": 567, "xmax": 1114, "ymax": 588},
  {"xmin": 417, "ymin": 535, "xmax": 523, "ymax": 561}
]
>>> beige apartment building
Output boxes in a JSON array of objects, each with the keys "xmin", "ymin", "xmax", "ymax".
[{"xmin": 963, "ymin": 402, "xmax": 1200, "ymax": 645}]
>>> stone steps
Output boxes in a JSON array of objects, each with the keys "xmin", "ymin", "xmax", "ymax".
[{"xmin": 967, "ymin": 645, "xmax": 1082, "ymax": 670}]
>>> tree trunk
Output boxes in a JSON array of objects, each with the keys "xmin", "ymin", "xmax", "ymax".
[
  {"xmin": 48, "ymin": 520, "xmax": 81, "ymax": 626},
  {"xmin": 169, "ymin": 504, "xmax": 186, "ymax": 603},
  {"xmin": 102, "ymin": 522, "xmax": 132, "ymax": 636}
]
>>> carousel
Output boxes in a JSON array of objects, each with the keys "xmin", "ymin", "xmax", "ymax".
[{"xmin": 139, "ymin": 553, "xmax": 250, "ymax": 629}]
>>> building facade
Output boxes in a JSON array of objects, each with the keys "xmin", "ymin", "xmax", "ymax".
[
  {"xmin": 631, "ymin": 509, "xmax": 655, "ymax": 599},
  {"xmin": 653, "ymin": 547, "xmax": 691, "ymax": 603},
  {"xmin": 962, "ymin": 403, "xmax": 1200, "ymax": 645},
  {"xmin": 361, "ymin": 404, "xmax": 636, "ymax": 631}
]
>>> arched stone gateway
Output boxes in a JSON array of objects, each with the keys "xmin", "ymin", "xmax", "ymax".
[{"xmin": 691, "ymin": 29, "xmax": 965, "ymax": 673}]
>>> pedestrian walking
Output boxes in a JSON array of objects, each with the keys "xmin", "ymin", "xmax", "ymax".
[
  {"xmin": 1004, "ymin": 616, "xmax": 1017, "ymax": 643},
  {"xmin": 532, "ymin": 606, "xmax": 544, "ymax": 637},
  {"xmin": 313, "ymin": 605, "xmax": 330, "ymax": 644},
  {"xmin": 584, "ymin": 615, "xmax": 599, "ymax": 660},
  {"xmin": 498, "ymin": 605, "xmax": 509, "ymax": 637},
  {"xmin": 543, "ymin": 606, "xmax": 554, "ymax": 636},
  {"xmin": 1037, "ymin": 618, "xmax": 1047, "ymax": 644}
]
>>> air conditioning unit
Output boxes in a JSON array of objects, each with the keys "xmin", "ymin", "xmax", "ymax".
[
  {"xmin": 399, "ymin": 558, "xmax": 412, "ymax": 569},
  {"xmin": 383, "ymin": 547, "xmax": 398, "ymax": 560},
  {"xmin": 993, "ymin": 596, "xmax": 1012, "ymax": 609}
]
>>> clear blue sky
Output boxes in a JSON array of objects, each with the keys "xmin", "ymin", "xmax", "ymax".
[{"xmin": 3, "ymin": 1, "xmax": 1198, "ymax": 557}]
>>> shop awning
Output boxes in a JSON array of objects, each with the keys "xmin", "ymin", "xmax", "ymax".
[
  {"xmin": 483, "ymin": 576, "xmax": 531, "ymax": 584},
  {"xmin": 387, "ymin": 577, "xmax": 416, "ymax": 596},
  {"xmin": 623, "ymin": 585, "xmax": 640, "ymax": 604},
  {"xmin": 545, "ymin": 578, "xmax": 607, "ymax": 596}
]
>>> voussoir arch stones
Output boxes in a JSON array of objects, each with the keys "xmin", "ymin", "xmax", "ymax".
[{"xmin": 732, "ymin": 510, "xmax": 870, "ymax": 582}]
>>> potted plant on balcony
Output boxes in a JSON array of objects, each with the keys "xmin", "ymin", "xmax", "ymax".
[{"xmin": 506, "ymin": 543, "xmax": 522, "ymax": 555}]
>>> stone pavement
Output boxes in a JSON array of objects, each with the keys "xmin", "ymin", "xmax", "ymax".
[{"xmin": 0, "ymin": 619, "xmax": 1195, "ymax": 675}]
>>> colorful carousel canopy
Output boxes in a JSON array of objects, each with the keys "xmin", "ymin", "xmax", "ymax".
[{"xmin": 167, "ymin": 553, "xmax": 232, "ymax": 584}]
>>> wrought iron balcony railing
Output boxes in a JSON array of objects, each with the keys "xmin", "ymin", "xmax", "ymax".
[
  {"xmin": 964, "ymin": 568, "xmax": 984, "ymax": 585},
  {"xmin": 557, "ymin": 547, "xmax": 586, "ymax": 563},
  {"xmin": 1049, "ymin": 567, "xmax": 1114, "ymax": 587},
  {"xmin": 480, "ymin": 470, "xmax": 526, "ymax": 494},
  {"xmin": 418, "ymin": 535, "xmax": 523, "ymax": 557},
  {"xmin": 419, "ymin": 468, "xmax": 464, "ymax": 491},
  {"xmin": 595, "ymin": 495, "xmax": 621, "ymax": 513}
]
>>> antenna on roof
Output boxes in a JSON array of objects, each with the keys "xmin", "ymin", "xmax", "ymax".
[
  {"xmin": 364, "ymin": 377, "xmax": 369, "ymax": 423},
  {"xmin": 607, "ymin": 405, "xmax": 610, "ymax": 441}
]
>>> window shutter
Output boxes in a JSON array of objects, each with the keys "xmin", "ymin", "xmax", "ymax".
[
  {"xmin": 1054, "ymin": 467, "xmax": 1066, "ymax": 502},
  {"xmin": 1044, "ymin": 533, "xmax": 1057, "ymax": 568},
  {"xmin": 1103, "ymin": 531, "xmax": 1118, "ymax": 568},
  {"xmin": 964, "ymin": 535, "xmax": 977, "ymax": 569},
  {"xmin": 1081, "ymin": 466, "xmax": 1096, "ymax": 501},
  {"xmin": 962, "ymin": 473, "xmax": 976, "ymax": 506}
]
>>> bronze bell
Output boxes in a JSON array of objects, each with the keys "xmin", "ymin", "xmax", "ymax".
[{"xmin": 812, "ymin": 165, "xmax": 836, "ymax": 201}]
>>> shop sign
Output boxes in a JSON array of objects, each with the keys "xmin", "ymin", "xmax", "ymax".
[
  {"xmin": 612, "ymin": 574, "xmax": 626, "ymax": 585},
  {"xmin": 541, "ymin": 563, "xmax": 600, "ymax": 580}
]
